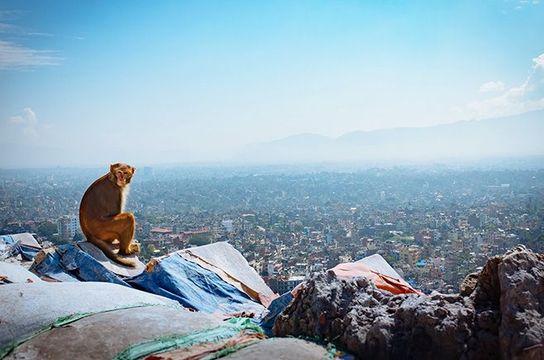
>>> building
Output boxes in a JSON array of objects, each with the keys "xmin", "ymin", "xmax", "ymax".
[
  {"xmin": 57, "ymin": 215, "xmax": 79, "ymax": 240},
  {"xmin": 222, "ymin": 219, "xmax": 234, "ymax": 233},
  {"xmin": 269, "ymin": 275, "xmax": 305, "ymax": 294}
]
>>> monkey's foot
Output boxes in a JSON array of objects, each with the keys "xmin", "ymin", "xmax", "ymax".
[{"xmin": 130, "ymin": 242, "xmax": 141, "ymax": 254}]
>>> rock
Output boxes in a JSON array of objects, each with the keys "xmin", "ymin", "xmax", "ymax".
[
  {"xmin": 460, "ymin": 272, "xmax": 479, "ymax": 296},
  {"xmin": 273, "ymin": 246, "xmax": 544, "ymax": 360},
  {"xmin": 498, "ymin": 245, "xmax": 544, "ymax": 360},
  {"xmin": 273, "ymin": 272, "xmax": 473, "ymax": 359}
]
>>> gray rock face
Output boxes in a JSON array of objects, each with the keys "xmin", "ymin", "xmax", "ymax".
[
  {"xmin": 273, "ymin": 246, "xmax": 544, "ymax": 360},
  {"xmin": 498, "ymin": 246, "xmax": 544, "ymax": 360}
]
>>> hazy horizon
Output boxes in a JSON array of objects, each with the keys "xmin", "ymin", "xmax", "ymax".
[{"xmin": 1, "ymin": 1, "xmax": 544, "ymax": 167}]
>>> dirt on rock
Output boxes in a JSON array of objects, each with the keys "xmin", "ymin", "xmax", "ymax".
[{"xmin": 273, "ymin": 245, "xmax": 544, "ymax": 360}]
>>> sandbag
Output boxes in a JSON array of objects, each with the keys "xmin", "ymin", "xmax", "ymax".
[
  {"xmin": 0, "ymin": 281, "xmax": 178, "ymax": 352},
  {"xmin": 5, "ymin": 306, "xmax": 222, "ymax": 360}
]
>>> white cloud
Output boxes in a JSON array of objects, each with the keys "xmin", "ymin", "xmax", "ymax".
[
  {"xmin": 10, "ymin": 108, "xmax": 38, "ymax": 125},
  {"xmin": 8, "ymin": 108, "xmax": 41, "ymax": 138},
  {"xmin": 479, "ymin": 81, "xmax": 505, "ymax": 93},
  {"xmin": 501, "ymin": 0, "xmax": 541, "ymax": 12},
  {"xmin": 457, "ymin": 53, "xmax": 544, "ymax": 120},
  {"xmin": 510, "ymin": 0, "xmax": 541, "ymax": 8},
  {"xmin": 0, "ymin": 10, "xmax": 64, "ymax": 69},
  {"xmin": 0, "ymin": 40, "xmax": 62, "ymax": 69},
  {"xmin": 0, "ymin": 9, "xmax": 23, "ymax": 33},
  {"xmin": 25, "ymin": 32, "xmax": 53, "ymax": 37},
  {"xmin": 533, "ymin": 53, "xmax": 544, "ymax": 68}
]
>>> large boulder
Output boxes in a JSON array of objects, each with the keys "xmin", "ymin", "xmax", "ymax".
[
  {"xmin": 273, "ymin": 245, "xmax": 544, "ymax": 360},
  {"xmin": 498, "ymin": 246, "xmax": 544, "ymax": 360}
]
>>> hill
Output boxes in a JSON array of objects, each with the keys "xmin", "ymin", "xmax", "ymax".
[{"xmin": 239, "ymin": 110, "xmax": 544, "ymax": 163}]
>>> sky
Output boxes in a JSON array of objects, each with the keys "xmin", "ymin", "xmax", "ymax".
[{"xmin": 0, "ymin": 0, "xmax": 543, "ymax": 167}]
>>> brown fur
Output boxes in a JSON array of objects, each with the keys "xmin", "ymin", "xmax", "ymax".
[{"xmin": 79, "ymin": 163, "xmax": 140, "ymax": 267}]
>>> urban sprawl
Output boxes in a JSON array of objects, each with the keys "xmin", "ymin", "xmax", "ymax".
[{"xmin": 1, "ymin": 166, "xmax": 543, "ymax": 294}]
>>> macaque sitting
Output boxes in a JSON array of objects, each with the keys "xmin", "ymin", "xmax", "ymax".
[{"xmin": 79, "ymin": 163, "xmax": 140, "ymax": 267}]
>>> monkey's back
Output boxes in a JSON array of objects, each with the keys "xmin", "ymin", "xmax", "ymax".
[{"xmin": 79, "ymin": 174, "xmax": 122, "ymax": 227}]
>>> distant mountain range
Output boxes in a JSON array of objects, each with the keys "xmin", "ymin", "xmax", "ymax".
[{"xmin": 238, "ymin": 110, "xmax": 544, "ymax": 163}]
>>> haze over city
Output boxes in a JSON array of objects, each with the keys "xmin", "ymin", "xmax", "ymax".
[{"xmin": 1, "ymin": 0, "xmax": 543, "ymax": 168}]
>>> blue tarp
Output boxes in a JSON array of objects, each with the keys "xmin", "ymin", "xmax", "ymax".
[
  {"xmin": 128, "ymin": 253, "xmax": 265, "ymax": 315},
  {"xmin": 259, "ymin": 291, "xmax": 294, "ymax": 335},
  {"xmin": 30, "ymin": 248, "xmax": 79, "ymax": 282},
  {"xmin": 30, "ymin": 243, "xmax": 265, "ymax": 316},
  {"xmin": 18, "ymin": 245, "xmax": 41, "ymax": 261},
  {"xmin": 30, "ymin": 244, "xmax": 129, "ymax": 286}
]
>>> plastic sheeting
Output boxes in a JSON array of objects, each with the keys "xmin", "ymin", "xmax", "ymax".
[
  {"xmin": 331, "ymin": 255, "xmax": 419, "ymax": 295},
  {"xmin": 146, "ymin": 331, "xmax": 262, "ymax": 360},
  {"xmin": 113, "ymin": 317, "xmax": 263, "ymax": 360},
  {"xmin": 357, "ymin": 254, "xmax": 403, "ymax": 280},
  {"xmin": 0, "ymin": 282, "xmax": 179, "ymax": 352},
  {"xmin": 0, "ymin": 233, "xmax": 41, "ymax": 262},
  {"xmin": 30, "ymin": 244, "xmax": 129, "ymax": 286},
  {"xmin": 259, "ymin": 291, "xmax": 294, "ymax": 335},
  {"xmin": 29, "ymin": 248, "xmax": 79, "ymax": 282},
  {"xmin": 0, "ymin": 262, "xmax": 42, "ymax": 284},
  {"xmin": 29, "ymin": 243, "xmax": 268, "ymax": 316},
  {"xmin": 128, "ymin": 252, "xmax": 265, "ymax": 315},
  {"xmin": 77, "ymin": 241, "xmax": 145, "ymax": 277},
  {"xmin": 181, "ymin": 242, "xmax": 277, "ymax": 307}
]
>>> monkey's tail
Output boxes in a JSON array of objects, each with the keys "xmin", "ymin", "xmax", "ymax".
[
  {"xmin": 80, "ymin": 225, "xmax": 136, "ymax": 267},
  {"xmin": 88, "ymin": 238, "xmax": 136, "ymax": 268}
]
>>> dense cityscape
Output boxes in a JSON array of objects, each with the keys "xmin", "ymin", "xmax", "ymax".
[{"xmin": 1, "ymin": 164, "xmax": 543, "ymax": 294}]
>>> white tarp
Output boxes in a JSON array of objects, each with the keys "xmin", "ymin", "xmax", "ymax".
[
  {"xmin": 7, "ymin": 233, "xmax": 41, "ymax": 249},
  {"xmin": 357, "ymin": 254, "xmax": 403, "ymax": 280},
  {"xmin": 0, "ymin": 262, "xmax": 42, "ymax": 284},
  {"xmin": 182, "ymin": 242, "xmax": 276, "ymax": 305},
  {"xmin": 0, "ymin": 233, "xmax": 41, "ymax": 260}
]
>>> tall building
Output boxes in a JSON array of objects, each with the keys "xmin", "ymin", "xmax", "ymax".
[{"xmin": 57, "ymin": 215, "xmax": 79, "ymax": 240}]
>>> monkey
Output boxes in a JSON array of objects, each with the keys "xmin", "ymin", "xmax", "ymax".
[{"xmin": 79, "ymin": 163, "xmax": 140, "ymax": 267}]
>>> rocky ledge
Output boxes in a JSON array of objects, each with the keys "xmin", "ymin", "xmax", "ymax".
[{"xmin": 273, "ymin": 245, "xmax": 544, "ymax": 360}]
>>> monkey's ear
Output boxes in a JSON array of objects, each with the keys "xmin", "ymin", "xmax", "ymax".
[
  {"xmin": 110, "ymin": 163, "xmax": 119, "ymax": 173},
  {"xmin": 131, "ymin": 166, "xmax": 136, "ymax": 174}
]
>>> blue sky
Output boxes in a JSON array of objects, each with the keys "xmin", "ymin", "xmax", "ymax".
[{"xmin": 0, "ymin": 0, "xmax": 543, "ymax": 167}]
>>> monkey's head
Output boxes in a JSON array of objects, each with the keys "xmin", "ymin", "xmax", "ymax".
[{"xmin": 109, "ymin": 163, "xmax": 136, "ymax": 188}]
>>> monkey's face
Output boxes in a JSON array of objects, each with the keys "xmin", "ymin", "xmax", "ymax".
[{"xmin": 109, "ymin": 163, "xmax": 135, "ymax": 187}]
